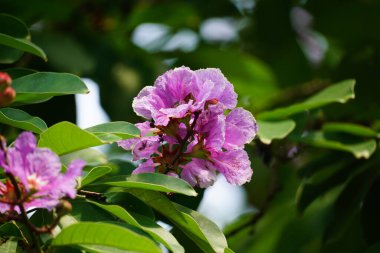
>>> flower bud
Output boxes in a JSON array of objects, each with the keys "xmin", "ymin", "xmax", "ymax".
[
  {"xmin": 0, "ymin": 73, "xmax": 15, "ymax": 107},
  {"xmin": 0, "ymin": 72, "xmax": 11, "ymax": 89},
  {"xmin": 55, "ymin": 200, "xmax": 72, "ymax": 217},
  {"xmin": 0, "ymin": 86, "xmax": 16, "ymax": 107}
]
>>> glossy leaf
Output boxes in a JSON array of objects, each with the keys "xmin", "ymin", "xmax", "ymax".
[
  {"xmin": 258, "ymin": 80, "xmax": 356, "ymax": 120},
  {"xmin": 257, "ymin": 119, "xmax": 296, "ymax": 144},
  {"xmin": 128, "ymin": 189, "xmax": 228, "ymax": 253},
  {"xmin": 3, "ymin": 68, "xmax": 37, "ymax": 79},
  {"xmin": 322, "ymin": 123, "xmax": 379, "ymax": 138},
  {"xmin": 0, "ymin": 33, "xmax": 47, "ymax": 61},
  {"xmin": 80, "ymin": 166, "xmax": 113, "ymax": 188},
  {"xmin": 88, "ymin": 200, "xmax": 184, "ymax": 253},
  {"xmin": 300, "ymin": 131, "xmax": 376, "ymax": 159},
  {"xmin": 51, "ymin": 222, "xmax": 162, "ymax": 253},
  {"xmin": 38, "ymin": 121, "xmax": 105, "ymax": 155},
  {"xmin": 12, "ymin": 72, "xmax": 89, "ymax": 105},
  {"xmin": 99, "ymin": 173, "xmax": 197, "ymax": 196},
  {"xmin": 0, "ymin": 14, "xmax": 29, "ymax": 64},
  {"xmin": 0, "ymin": 107, "xmax": 47, "ymax": 133},
  {"xmin": 86, "ymin": 121, "xmax": 140, "ymax": 141}
]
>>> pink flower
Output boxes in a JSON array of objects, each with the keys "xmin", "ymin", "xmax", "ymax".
[
  {"xmin": 132, "ymin": 67, "xmax": 237, "ymax": 126},
  {"xmin": 0, "ymin": 132, "xmax": 85, "ymax": 212},
  {"xmin": 119, "ymin": 67, "xmax": 256, "ymax": 188}
]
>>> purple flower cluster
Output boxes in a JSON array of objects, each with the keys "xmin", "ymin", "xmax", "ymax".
[
  {"xmin": 0, "ymin": 132, "xmax": 85, "ymax": 213},
  {"xmin": 119, "ymin": 67, "xmax": 257, "ymax": 188}
]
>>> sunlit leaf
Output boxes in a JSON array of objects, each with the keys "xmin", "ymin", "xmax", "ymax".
[
  {"xmin": 80, "ymin": 166, "xmax": 113, "ymax": 188},
  {"xmin": 86, "ymin": 121, "xmax": 140, "ymax": 141},
  {"xmin": 0, "ymin": 238, "xmax": 18, "ymax": 253},
  {"xmin": 257, "ymin": 119, "xmax": 296, "ymax": 144},
  {"xmin": 98, "ymin": 173, "xmax": 197, "ymax": 196},
  {"xmin": 258, "ymin": 80, "xmax": 355, "ymax": 120},
  {"xmin": 60, "ymin": 149, "xmax": 108, "ymax": 167},
  {"xmin": 51, "ymin": 222, "xmax": 162, "ymax": 253},
  {"xmin": 12, "ymin": 72, "xmax": 89, "ymax": 105},
  {"xmin": 0, "ymin": 108, "xmax": 47, "ymax": 133},
  {"xmin": 38, "ymin": 121, "xmax": 105, "ymax": 155}
]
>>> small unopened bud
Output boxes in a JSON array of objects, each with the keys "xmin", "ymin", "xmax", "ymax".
[
  {"xmin": 0, "ymin": 72, "xmax": 11, "ymax": 89},
  {"xmin": 0, "ymin": 86, "xmax": 16, "ymax": 107},
  {"xmin": 205, "ymin": 98, "xmax": 219, "ymax": 110},
  {"xmin": 56, "ymin": 200, "xmax": 72, "ymax": 216}
]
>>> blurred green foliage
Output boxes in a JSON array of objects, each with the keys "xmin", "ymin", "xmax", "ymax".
[{"xmin": 1, "ymin": 0, "xmax": 380, "ymax": 252}]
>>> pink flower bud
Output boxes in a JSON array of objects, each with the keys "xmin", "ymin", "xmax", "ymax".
[
  {"xmin": 0, "ymin": 72, "xmax": 12, "ymax": 93},
  {"xmin": 0, "ymin": 86, "xmax": 16, "ymax": 107}
]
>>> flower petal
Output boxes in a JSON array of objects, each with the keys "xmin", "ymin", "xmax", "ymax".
[
  {"xmin": 224, "ymin": 108, "xmax": 258, "ymax": 150},
  {"xmin": 181, "ymin": 159, "xmax": 216, "ymax": 188},
  {"xmin": 212, "ymin": 149, "xmax": 252, "ymax": 185}
]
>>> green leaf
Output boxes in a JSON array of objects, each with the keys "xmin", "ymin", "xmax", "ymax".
[
  {"xmin": 0, "ymin": 14, "xmax": 29, "ymax": 64},
  {"xmin": 129, "ymin": 189, "xmax": 228, "ymax": 253},
  {"xmin": 258, "ymin": 79, "xmax": 356, "ymax": 120},
  {"xmin": 0, "ymin": 238, "xmax": 18, "ymax": 253},
  {"xmin": 80, "ymin": 166, "xmax": 113, "ymax": 188},
  {"xmin": 60, "ymin": 149, "xmax": 108, "ymax": 167},
  {"xmin": 86, "ymin": 121, "xmax": 140, "ymax": 141},
  {"xmin": 0, "ymin": 33, "xmax": 47, "ymax": 61},
  {"xmin": 300, "ymin": 131, "xmax": 377, "ymax": 159},
  {"xmin": 326, "ymin": 159, "xmax": 380, "ymax": 242},
  {"xmin": 3, "ymin": 68, "xmax": 37, "ymax": 79},
  {"xmin": 99, "ymin": 173, "xmax": 197, "ymax": 196},
  {"xmin": 51, "ymin": 222, "xmax": 162, "ymax": 253},
  {"xmin": 224, "ymin": 248, "xmax": 236, "ymax": 253},
  {"xmin": 0, "ymin": 108, "xmax": 47, "ymax": 133},
  {"xmin": 88, "ymin": 200, "xmax": 184, "ymax": 253},
  {"xmin": 257, "ymin": 120, "xmax": 296, "ymax": 144},
  {"xmin": 322, "ymin": 123, "xmax": 379, "ymax": 138},
  {"xmin": 38, "ymin": 121, "xmax": 105, "ymax": 155},
  {"xmin": 12, "ymin": 72, "xmax": 89, "ymax": 105}
]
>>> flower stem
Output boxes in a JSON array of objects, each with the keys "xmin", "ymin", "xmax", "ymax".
[
  {"xmin": 171, "ymin": 111, "xmax": 200, "ymax": 167},
  {"xmin": 6, "ymin": 173, "xmax": 43, "ymax": 253}
]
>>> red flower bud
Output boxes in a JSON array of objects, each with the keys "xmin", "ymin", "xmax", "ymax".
[
  {"xmin": 0, "ymin": 72, "xmax": 11, "ymax": 90},
  {"xmin": 0, "ymin": 73, "xmax": 15, "ymax": 107},
  {"xmin": 0, "ymin": 86, "xmax": 16, "ymax": 107}
]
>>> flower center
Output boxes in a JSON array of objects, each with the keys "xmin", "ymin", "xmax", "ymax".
[{"xmin": 27, "ymin": 173, "xmax": 48, "ymax": 191}]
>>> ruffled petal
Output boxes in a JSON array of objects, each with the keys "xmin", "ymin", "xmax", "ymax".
[
  {"xmin": 132, "ymin": 86, "xmax": 155, "ymax": 119},
  {"xmin": 212, "ymin": 149, "xmax": 252, "ymax": 185},
  {"xmin": 195, "ymin": 68, "xmax": 237, "ymax": 109},
  {"xmin": 132, "ymin": 159, "xmax": 157, "ymax": 174},
  {"xmin": 224, "ymin": 108, "xmax": 258, "ymax": 150},
  {"xmin": 181, "ymin": 159, "xmax": 216, "ymax": 188}
]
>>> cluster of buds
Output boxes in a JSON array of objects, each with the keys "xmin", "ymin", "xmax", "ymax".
[
  {"xmin": 0, "ymin": 72, "xmax": 16, "ymax": 107},
  {"xmin": 118, "ymin": 67, "xmax": 257, "ymax": 188}
]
